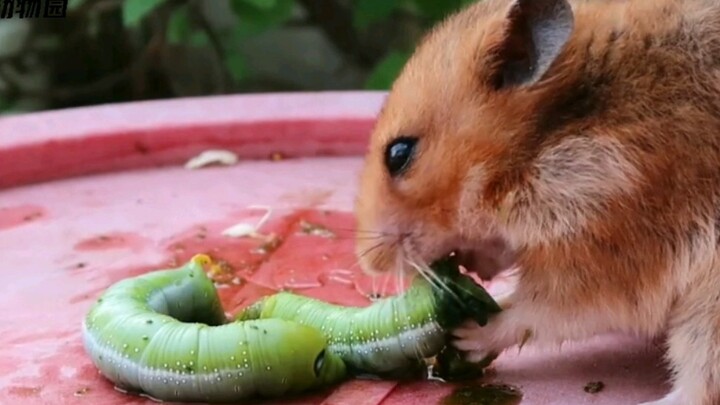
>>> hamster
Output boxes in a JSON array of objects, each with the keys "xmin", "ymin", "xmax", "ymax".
[{"xmin": 353, "ymin": 0, "xmax": 720, "ymax": 404}]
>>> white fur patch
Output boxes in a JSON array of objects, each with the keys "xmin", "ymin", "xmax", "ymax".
[
  {"xmin": 457, "ymin": 165, "xmax": 500, "ymax": 240},
  {"xmin": 669, "ymin": 218, "xmax": 716, "ymax": 293},
  {"xmin": 507, "ymin": 136, "xmax": 641, "ymax": 246}
]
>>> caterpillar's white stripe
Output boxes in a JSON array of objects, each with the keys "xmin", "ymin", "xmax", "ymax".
[{"xmin": 82, "ymin": 255, "xmax": 501, "ymax": 402}]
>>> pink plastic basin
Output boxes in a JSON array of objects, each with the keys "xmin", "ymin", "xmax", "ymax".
[{"xmin": 0, "ymin": 92, "xmax": 671, "ymax": 404}]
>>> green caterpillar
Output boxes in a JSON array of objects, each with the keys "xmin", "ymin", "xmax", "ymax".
[
  {"xmin": 82, "ymin": 255, "xmax": 346, "ymax": 402},
  {"xmin": 235, "ymin": 257, "xmax": 501, "ymax": 375},
  {"xmin": 82, "ymin": 254, "xmax": 500, "ymax": 403}
]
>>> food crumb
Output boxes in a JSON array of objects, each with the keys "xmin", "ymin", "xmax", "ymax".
[
  {"xmin": 298, "ymin": 220, "xmax": 336, "ymax": 238},
  {"xmin": 74, "ymin": 387, "xmax": 91, "ymax": 396},
  {"xmin": 184, "ymin": 149, "xmax": 239, "ymax": 169},
  {"xmin": 207, "ymin": 260, "xmax": 237, "ymax": 284},
  {"xmin": 252, "ymin": 233, "xmax": 282, "ymax": 255},
  {"xmin": 270, "ymin": 152, "xmax": 285, "ymax": 161},
  {"xmin": 584, "ymin": 381, "xmax": 605, "ymax": 394},
  {"xmin": 222, "ymin": 223, "xmax": 260, "ymax": 238}
]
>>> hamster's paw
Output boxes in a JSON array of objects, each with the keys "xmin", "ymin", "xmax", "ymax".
[{"xmin": 451, "ymin": 319, "xmax": 510, "ymax": 363}]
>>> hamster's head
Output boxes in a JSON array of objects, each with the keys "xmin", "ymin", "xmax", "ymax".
[{"xmin": 356, "ymin": 0, "xmax": 644, "ymax": 277}]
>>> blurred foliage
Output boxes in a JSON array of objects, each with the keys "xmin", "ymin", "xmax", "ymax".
[{"xmin": 0, "ymin": 0, "xmax": 475, "ymax": 114}]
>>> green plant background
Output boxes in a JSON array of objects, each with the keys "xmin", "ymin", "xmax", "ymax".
[{"xmin": 0, "ymin": 0, "xmax": 474, "ymax": 115}]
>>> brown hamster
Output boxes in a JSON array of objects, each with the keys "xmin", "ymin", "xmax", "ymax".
[{"xmin": 354, "ymin": 0, "xmax": 720, "ymax": 404}]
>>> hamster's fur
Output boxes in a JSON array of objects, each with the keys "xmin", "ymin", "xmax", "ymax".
[{"xmin": 354, "ymin": 0, "xmax": 720, "ymax": 404}]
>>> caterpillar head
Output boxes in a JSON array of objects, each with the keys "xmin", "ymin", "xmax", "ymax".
[
  {"xmin": 311, "ymin": 348, "xmax": 346, "ymax": 386},
  {"xmin": 190, "ymin": 254, "xmax": 213, "ymax": 268},
  {"xmin": 264, "ymin": 320, "xmax": 346, "ymax": 392}
]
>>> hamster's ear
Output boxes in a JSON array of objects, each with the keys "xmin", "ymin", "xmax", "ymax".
[{"xmin": 488, "ymin": 0, "xmax": 574, "ymax": 89}]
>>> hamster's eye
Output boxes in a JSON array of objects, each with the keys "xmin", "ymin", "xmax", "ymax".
[
  {"xmin": 313, "ymin": 349, "xmax": 326, "ymax": 377},
  {"xmin": 384, "ymin": 137, "xmax": 418, "ymax": 176}
]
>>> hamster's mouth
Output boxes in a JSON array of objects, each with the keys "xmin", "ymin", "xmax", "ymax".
[{"xmin": 447, "ymin": 237, "xmax": 515, "ymax": 281}]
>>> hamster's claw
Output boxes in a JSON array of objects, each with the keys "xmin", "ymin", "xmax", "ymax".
[{"xmin": 451, "ymin": 319, "xmax": 503, "ymax": 363}]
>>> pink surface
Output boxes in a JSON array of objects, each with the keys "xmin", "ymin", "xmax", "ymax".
[{"xmin": 0, "ymin": 92, "xmax": 671, "ymax": 405}]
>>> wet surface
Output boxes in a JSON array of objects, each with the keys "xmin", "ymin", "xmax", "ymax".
[
  {"xmin": 441, "ymin": 384, "xmax": 523, "ymax": 405},
  {"xmin": 0, "ymin": 157, "xmax": 671, "ymax": 404},
  {"xmin": 0, "ymin": 204, "xmax": 47, "ymax": 230}
]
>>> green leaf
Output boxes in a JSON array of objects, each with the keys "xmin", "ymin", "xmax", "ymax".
[
  {"xmin": 166, "ymin": 5, "xmax": 190, "ymax": 44},
  {"xmin": 354, "ymin": 0, "xmax": 398, "ymax": 29},
  {"xmin": 243, "ymin": 0, "xmax": 278, "ymax": 10},
  {"xmin": 224, "ymin": 52, "xmax": 248, "ymax": 82},
  {"xmin": 189, "ymin": 31, "xmax": 211, "ymax": 47},
  {"xmin": 123, "ymin": 0, "xmax": 167, "ymax": 28},
  {"xmin": 68, "ymin": 0, "xmax": 86, "ymax": 10},
  {"xmin": 365, "ymin": 51, "xmax": 411, "ymax": 90},
  {"xmin": 230, "ymin": 0, "xmax": 295, "ymax": 37},
  {"xmin": 166, "ymin": 5, "xmax": 210, "ymax": 47},
  {"xmin": 0, "ymin": 97, "xmax": 13, "ymax": 112}
]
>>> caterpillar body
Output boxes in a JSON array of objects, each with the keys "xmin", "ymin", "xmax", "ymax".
[
  {"xmin": 82, "ymin": 254, "xmax": 500, "ymax": 403},
  {"xmin": 235, "ymin": 257, "xmax": 501, "ymax": 374},
  {"xmin": 82, "ymin": 255, "xmax": 346, "ymax": 403}
]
